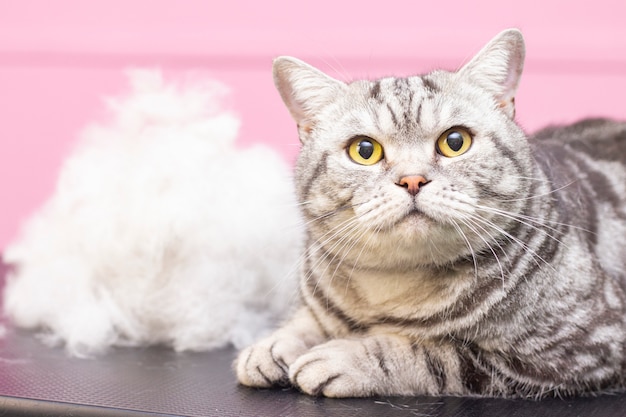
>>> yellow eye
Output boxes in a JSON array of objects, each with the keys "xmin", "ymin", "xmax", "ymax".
[
  {"xmin": 348, "ymin": 136, "xmax": 384, "ymax": 165},
  {"xmin": 436, "ymin": 128, "xmax": 473, "ymax": 158}
]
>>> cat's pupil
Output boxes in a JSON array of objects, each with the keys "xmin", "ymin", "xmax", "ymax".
[
  {"xmin": 447, "ymin": 132, "xmax": 464, "ymax": 152},
  {"xmin": 358, "ymin": 141, "xmax": 375, "ymax": 159}
]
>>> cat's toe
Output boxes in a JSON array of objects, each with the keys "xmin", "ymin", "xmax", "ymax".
[
  {"xmin": 235, "ymin": 336, "xmax": 307, "ymax": 388},
  {"xmin": 289, "ymin": 342, "xmax": 369, "ymax": 397}
]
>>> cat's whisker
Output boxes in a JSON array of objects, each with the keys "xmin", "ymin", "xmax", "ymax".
[
  {"xmin": 302, "ymin": 202, "xmax": 369, "ymax": 228},
  {"xmin": 497, "ymin": 209, "xmax": 595, "ymax": 236},
  {"xmin": 495, "ymin": 180, "xmax": 578, "ymax": 203},
  {"xmin": 460, "ymin": 214, "xmax": 511, "ymax": 265},
  {"xmin": 292, "ymin": 214, "xmax": 362, "ymax": 291},
  {"xmin": 339, "ymin": 223, "xmax": 379, "ymax": 297},
  {"xmin": 469, "ymin": 213, "xmax": 538, "ymax": 259},
  {"xmin": 318, "ymin": 231, "xmax": 362, "ymax": 310},
  {"xmin": 301, "ymin": 210, "xmax": 377, "ymax": 299},
  {"xmin": 319, "ymin": 221, "xmax": 365, "ymax": 288},
  {"xmin": 450, "ymin": 220, "xmax": 478, "ymax": 281},
  {"xmin": 508, "ymin": 175, "xmax": 553, "ymax": 182},
  {"xmin": 457, "ymin": 217, "xmax": 506, "ymax": 286},
  {"xmin": 319, "ymin": 220, "xmax": 380, "ymax": 308},
  {"xmin": 474, "ymin": 204, "xmax": 569, "ymax": 249},
  {"xmin": 288, "ymin": 206, "xmax": 363, "ymax": 263},
  {"xmin": 303, "ymin": 221, "xmax": 360, "ymax": 275},
  {"xmin": 309, "ymin": 209, "xmax": 370, "ymax": 252},
  {"xmin": 469, "ymin": 212, "xmax": 558, "ymax": 274}
]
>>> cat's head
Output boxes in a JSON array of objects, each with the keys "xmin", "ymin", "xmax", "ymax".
[{"xmin": 274, "ymin": 29, "xmax": 535, "ymax": 269}]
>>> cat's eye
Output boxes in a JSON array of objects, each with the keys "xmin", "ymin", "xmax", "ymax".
[
  {"xmin": 436, "ymin": 128, "xmax": 473, "ymax": 158},
  {"xmin": 347, "ymin": 136, "xmax": 384, "ymax": 165}
]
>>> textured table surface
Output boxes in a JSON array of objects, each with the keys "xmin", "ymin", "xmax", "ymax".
[{"xmin": 1, "ymin": 263, "xmax": 626, "ymax": 417}]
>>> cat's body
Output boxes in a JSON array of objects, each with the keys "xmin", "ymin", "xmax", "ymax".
[{"xmin": 236, "ymin": 29, "xmax": 626, "ymax": 397}]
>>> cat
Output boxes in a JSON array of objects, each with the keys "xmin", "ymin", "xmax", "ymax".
[{"xmin": 235, "ymin": 28, "xmax": 626, "ymax": 398}]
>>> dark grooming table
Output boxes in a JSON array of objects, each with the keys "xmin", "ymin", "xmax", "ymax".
[{"xmin": 1, "ymin": 261, "xmax": 626, "ymax": 417}]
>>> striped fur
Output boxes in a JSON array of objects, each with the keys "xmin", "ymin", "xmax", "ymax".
[{"xmin": 235, "ymin": 29, "xmax": 626, "ymax": 398}]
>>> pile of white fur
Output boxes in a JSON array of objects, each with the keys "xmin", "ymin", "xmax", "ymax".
[{"xmin": 3, "ymin": 70, "xmax": 303, "ymax": 357}]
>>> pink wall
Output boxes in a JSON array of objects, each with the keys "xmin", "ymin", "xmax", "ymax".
[{"xmin": 1, "ymin": 0, "xmax": 625, "ymax": 249}]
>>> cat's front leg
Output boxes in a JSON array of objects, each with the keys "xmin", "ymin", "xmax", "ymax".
[
  {"xmin": 289, "ymin": 334, "xmax": 466, "ymax": 398},
  {"xmin": 235, "ymin": 307, "xmax": 327, "ymax": 388}
]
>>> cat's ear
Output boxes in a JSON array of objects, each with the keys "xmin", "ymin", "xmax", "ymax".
[
  {"xmin": 458, "ymin": 29, "xmax": 525, "ymax": 119},
  {"xmin": 273, "ymin": 57, "xmax": 346, "ymax": 141}
]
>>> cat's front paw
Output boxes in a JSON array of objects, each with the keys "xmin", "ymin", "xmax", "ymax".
[
  {"xmin": 235, "ymin": 335, "xmax": 308, "ymax": 388},
  {"xmin": 289, "ymin": 339, "xmax": 376, "ymax": 397}
]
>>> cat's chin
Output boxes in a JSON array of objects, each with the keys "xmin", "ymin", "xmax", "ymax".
[
  {"xmin": 395, "ymin": 209, "xmax": 434, "ymax": 231},
  {"xmin": 399, "ymin": 211, "xmax": 424, "ymax": 226},
  {"xmin": 384, "ymin": 210, "xmax": 467, "ymax": 263},
  {"xmin": 385, "ymin": 210, "xmax": 441, "ymax": 248}
]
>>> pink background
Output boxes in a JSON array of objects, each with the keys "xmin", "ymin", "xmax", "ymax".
[{"xmin": 1, "ymin": 0, "xmax": 625, "ymax": 249}]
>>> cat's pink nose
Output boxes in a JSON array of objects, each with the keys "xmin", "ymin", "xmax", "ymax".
[{"xmin": 397, "ymin": 175, "xmax": 429, "ymax": 196}]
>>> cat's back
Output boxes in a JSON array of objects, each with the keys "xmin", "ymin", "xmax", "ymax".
[
  {"xmin": 529, "ymin": 118, "xmax": 626, "ymax": 207},
  {"xmin": 529, "ymin": 118, "xmax": 626, "ymax": 287},
  {"xmin": 530, "ymin": 118, "xmax": 626, "ymax": 164}
]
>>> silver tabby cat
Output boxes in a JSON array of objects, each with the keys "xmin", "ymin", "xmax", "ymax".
[{"xmin": 235, "ymin": 29, "xmax": 626, "ymax": 398}]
